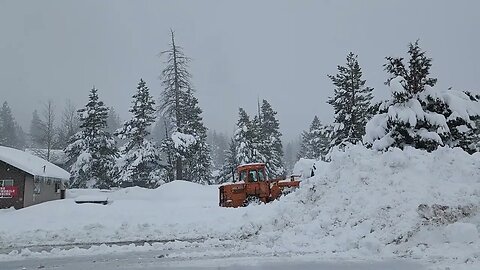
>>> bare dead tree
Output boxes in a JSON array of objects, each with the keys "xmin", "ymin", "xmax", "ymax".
[{"xmin": 42, "ymin": 100, "xmax": 56, "ymax": 161}]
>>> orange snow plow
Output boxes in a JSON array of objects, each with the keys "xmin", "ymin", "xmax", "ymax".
[{"xmin": 219, "ymin": 163, "xmax": 300, "ymax": 207}]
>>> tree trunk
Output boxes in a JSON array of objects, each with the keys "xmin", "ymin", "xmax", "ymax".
[{"xmin": 176, "ymin": 158, "xmax": 182, "ymax": 180}]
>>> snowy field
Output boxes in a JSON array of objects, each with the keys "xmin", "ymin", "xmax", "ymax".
[{"xmin": 1, "ymin": 145, "xmax": 479, "ymax": 270}]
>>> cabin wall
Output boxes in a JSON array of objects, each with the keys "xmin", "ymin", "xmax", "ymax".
[
  {"xmin": 0, "ymin": 161, "xmax": 26, "ymax": 209},
  {"xmin": 0, "ymin": 161, "xmax": 64, "ymax": 209},
  {"xmin": 31, "ymin": 177, "xmax": 62, "ymax": 205}
]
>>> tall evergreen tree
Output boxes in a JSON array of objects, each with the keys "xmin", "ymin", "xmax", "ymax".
[
  {"xmin": 229, "ymin": 102, "xmax": 285, "ymax": 178},
  {"xmin": 65, "ymin": 87, "xmax": 118, "ymax": 188},
  {"xmin": 298, "ymin": 116, "xmax": 331, "ymax": 160},
  {"xmin": 234, "ymin": 108, "xmax": 254, "ymax": 165},
  {"xmin": 375, "ymin": 41, "xmax": 441, "ymax": 151},
  {"xmin": 384, "ymin": 40, "xmax": 437, "ymax": 100},
  {"xmin": 0, "ymin": 102, "xmax": 19, "ymax": 148},
  {"xmin": 116, "ymin": 79, "xmax": 163, "ymax": 188},
  {"xmin": 207, "ymin": 130, "xmax": 228, "ymax": 170},
  {"xmin": 14, "ymin": 123, "xmax": 26, "ymax": 150},
  {"xmin": 327, "ymin": 52, "xmax": 374, "ymax": 147},
  {"xmin": 159, "ymin": 30, "xmax": 211, "ymax": 183},
  {"xmin": 160, "ymin": 127, "xmax": 176, "ymax": 182},
  {"xmin": 216, "ymin": 138, "xmax": 238, "ymax": 183},
  {"xmin": 283, "ymin": 137, "xmax": 302, "ymax": 174},
  {"xmin": 29, "ymin": 109, "xmax": 45, "ymax": 148},
  {"xmin": 258, "ymin": 100, "xmax": 284, "ymax": 178},
  {"xmin": 181, "ymin": 89, "xmax": 212, "ymax": 184},
  {"xmin": 159, "ymin": 30, "xmax": 192, "ymax": 180}
]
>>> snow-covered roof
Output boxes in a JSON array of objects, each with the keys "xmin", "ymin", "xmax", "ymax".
[
  {"xmin": 237, "ymin": 163, "xmax": 265, "ymax": 168},
  {"xmin": 0, "ymin": 146, "xmax": 70, "ymax": 180},
  {"xmin": 25, "ymin": 148, "xmax": 68, "ymax": 165}
]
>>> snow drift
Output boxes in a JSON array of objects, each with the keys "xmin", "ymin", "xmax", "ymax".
[{"xmin": 248, "ymin": 145, "xmax": 480, "ymax": 268}]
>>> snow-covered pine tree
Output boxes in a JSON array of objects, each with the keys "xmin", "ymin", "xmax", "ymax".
[
  {"xmin": 159, "ymin": 30, "xmax": 191, "ymax": 181},
  {"xmin": 159, "ymin": 30, "xmax": 211, "ymax": 183},
  {"xmin": 115, "ymin": 79, "xmax": 163, "ymax": 188},
  {"xmin": 251, "ymin": 114, "xmax": 266, "ymax": 163},
  {"xmin": 365, "ymin": 41, "xmax": 480, "ymax": 152},
  {"xmin": 384, "ymin": 40, "xmax": 437, "ymax": 99},
  {"xmin": 258, "ymin": 100, "xmax": 284, "ymax": 178},
  {"xmin": 176, "ymin": 88, "xmax": 212, "ymax": 184},
  {"xmin": 444, "ymin": 91, "xmax": 480, "ymax": 153},
  {"xmin": 216, "ymin": 138, "xmax": 238, "ymax": 183},
  {"xmin": 159, "ymin": 127, "xmax": 176, "ymax": 182},
  {"xmin": 65, "ymin": 87, "xmax": 118, "ymax": 189},
  {"xmin": 283, "ymin": 138, "xmax": 301, "ymax": 175},
  {"xmin": 327, "ymin": 52, "xmax": 374, "ymax": 147},
  {"xmin": 298, "ymin": 116, "xmax": 330, "ymax": 160},
  {"xmin": 14, "ymin": 124, "xmax": 26, "ymax": 150},
  {"xmin": 234, "ymin": 108, "xmax": 254, "ymax": 165},
  {"xmin": 207, "ymin": 130, "xmax": 228, "ymax": 170}
]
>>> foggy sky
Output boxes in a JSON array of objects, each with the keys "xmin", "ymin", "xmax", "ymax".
[{"xmin": 0, "ymin": 0, "xmax": 479, "ymax": 141}]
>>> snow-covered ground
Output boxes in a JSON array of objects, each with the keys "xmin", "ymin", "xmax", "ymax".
[{"xmin": 1, "ymin": 145, "xmax": 479, "ymax": 269}]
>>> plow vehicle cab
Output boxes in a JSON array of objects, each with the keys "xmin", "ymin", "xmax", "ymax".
[{"xmin": 219, "ymin": 163, "xmax": 300, "ymax": 207}]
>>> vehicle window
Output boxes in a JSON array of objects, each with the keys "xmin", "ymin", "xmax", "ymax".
[
  {"xmin": 239, "ymin": 171, "xmax": 247, "ymax": 182},
  {"xmin": 257, "ymin": 170, "xmax": 266, "ymax": 181},
  {"xmin": 249, "ymin": 171, "xmax": 257, "ymax": 182}
]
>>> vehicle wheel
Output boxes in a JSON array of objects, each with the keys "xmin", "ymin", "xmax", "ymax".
[{"xmin": 243, "ymin": 196, "xmax": 262, "ymax": 207}]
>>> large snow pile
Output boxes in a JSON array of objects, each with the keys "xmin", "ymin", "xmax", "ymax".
[{"xmin": 248, "ymin": 145, "xmax": 480, "ymax": 268}]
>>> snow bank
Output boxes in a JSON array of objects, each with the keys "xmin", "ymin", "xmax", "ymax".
[
  {"xmin": 249, "ymin": 145, "xmax": 480, "ymax": 268},
  {"xmin": 0, "ymin": 180, "xmax": 265, "ymax": 250}
]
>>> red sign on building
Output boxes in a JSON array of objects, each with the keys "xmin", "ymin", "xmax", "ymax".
[{"xmin": 0, "ymin": 186, "xmax": 18, "ymax": 198}]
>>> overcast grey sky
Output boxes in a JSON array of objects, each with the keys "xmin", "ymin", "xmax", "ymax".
[{"xmin": 0, "ymin": 0, "xmax": 479, "ymax": 141}]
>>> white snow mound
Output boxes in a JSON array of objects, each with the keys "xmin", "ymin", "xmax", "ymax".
[{"xmin": 250, "ymin": 145, "xmax": 480, "ymax": 266}]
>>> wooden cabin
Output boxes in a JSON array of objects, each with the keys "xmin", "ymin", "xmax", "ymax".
[{"xmin": 0, "ymin": 146, "xmax": 70, "ymax": 209}]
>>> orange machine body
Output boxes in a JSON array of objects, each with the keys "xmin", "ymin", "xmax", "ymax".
[{"xmin": 219, "ymin": 163, "xmax": 300, "ymax": 207}]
